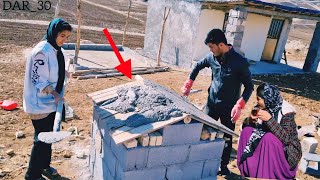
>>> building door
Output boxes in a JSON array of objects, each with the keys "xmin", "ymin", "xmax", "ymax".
[{"xmin": 262, "ymin": 19, "xmax": 284, "ymax": 61}]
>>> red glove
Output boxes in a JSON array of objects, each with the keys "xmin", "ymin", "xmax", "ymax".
[
  {"xmin": 181, "ymin": 79, "xmax": 194, "ymax": 96},
  {"xmin": 231, "ymin": 97, "xmax": 246, "ymax": 123}
]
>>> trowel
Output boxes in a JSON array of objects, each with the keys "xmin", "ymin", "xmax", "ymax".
[
  {"xmin": 38, "ymin": 60, "xmax": 72, "ymax": 144},
  {"xmin": 38, "ymin": 99, "xmax": 72, "ymax": 144}
]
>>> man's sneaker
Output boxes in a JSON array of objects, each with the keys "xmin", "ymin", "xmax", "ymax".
[{"xmin": 43, "ymin": 166, "xmax": 58, "ymax": 176}]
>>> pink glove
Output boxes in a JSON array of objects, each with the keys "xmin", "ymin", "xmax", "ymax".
[
  {"xmin": 181, "ymin": 79, "xmax": 194, "ymax": 96},
  {"xmin": 231, "ymin": 97, "xmax": 246, "ymax": 123}
]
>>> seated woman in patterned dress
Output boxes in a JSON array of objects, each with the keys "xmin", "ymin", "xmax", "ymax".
[{"xmin": 237, "ymin": 83, "xmax": 302, "ymax": 180}]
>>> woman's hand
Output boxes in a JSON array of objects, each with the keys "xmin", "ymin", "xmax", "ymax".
[
  {"xmin": 250, "ymin": 114, "xmax": 258, "ymax": 123},
  {"xmin": 51, "ymin": 90, "xmax": 64, "ymax": 104},
  {"xmin": 257, "ymin": 109, "xmax": 272, "ymax": 122}
]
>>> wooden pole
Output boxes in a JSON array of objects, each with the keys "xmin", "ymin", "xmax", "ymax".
[
  {"xmin": 157, "ymin": 7, "xmax": 171, "ymax": 67},
  {"xmin": 74, "ymin": 0, "xmax": 81, "ymax": 65},
  {"xmin": 54, "ymin": 0, "xmax": 61, "ymax": 18},
  {"xmin": 122, "ymin": 0, "xmax": 132, "ymax": 46}
]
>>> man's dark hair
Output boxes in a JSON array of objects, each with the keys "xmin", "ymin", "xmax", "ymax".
[{"xmin": 204, "ymin": 29, "xmax": 227, "ymax": 45}]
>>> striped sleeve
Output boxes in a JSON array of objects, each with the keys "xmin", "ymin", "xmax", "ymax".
[{"xmin": 265, "ymin": 113, "xmax": 296, "ymax": 145}]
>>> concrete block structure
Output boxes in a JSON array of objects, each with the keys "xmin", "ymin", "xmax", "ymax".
[{"xmin": 87, "ymin": 79, "xmax": 236, "ymax": 180}]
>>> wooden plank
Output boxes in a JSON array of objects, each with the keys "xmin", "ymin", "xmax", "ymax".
[
  {"xmin": 112, "ymin": 113, "xmax": 188, "ymax": 144},
  {"xmin": 124, "ymin": 139, "xmax": 138, "ymax": 149},
  {"xmin": 191, "ymin": 115, "xmax": 238, "ymax": 137},
  {"xmin": 87, "ymin": 80, "xmax": 142, "ymax": 98},
  {"xmin": 183, "ymin": 115, "xmax": 192, "ymax": 124},
  {"xmin": 93, "ymin": 93, "xmax": 119, "ymax": 104},
  {"xmin": 155, "ymin": 132, "xmax": 163, "ymax": 146},
  {"xmin": 149, "ymin": 132, "xmax": 157, "ymax": 146},
  {"xmin": 216, "ymin": 131, "xmax": 224, "ymax": 139},
  {"xmin": 200, "ymin": 128, "xmax": 210, "ymax": 140},
  {"xmin": 141, "ymin": 79, "xmax": 237, "ymax": 137},
  {"xmin": 111, "ymin": 126, "xmax": 133, "ymax": 137},
  {"xmin": 92, "ymin": 90, "xmax": 118, "ymax": 101},
  {"xmin": 138, "ymin": 134, "xmax": 149, "ymax": 147},
  {"xmin": 206, "ymin": 127, "xmax": 217, "ymax": 141}
]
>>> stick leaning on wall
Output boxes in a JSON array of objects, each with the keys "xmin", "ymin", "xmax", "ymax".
[{"xmin": 157, "ymin": 7, "xmax": 171, "ymax": 67}]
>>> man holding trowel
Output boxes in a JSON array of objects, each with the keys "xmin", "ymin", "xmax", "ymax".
[{"xmin": 181, "ymin": 29, "xmax": 254, "ymax": 176}]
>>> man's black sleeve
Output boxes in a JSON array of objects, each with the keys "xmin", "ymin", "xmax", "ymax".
[
  {"xmin": 239, "ymin": 60, "xmax": 254, "ymax": 102},
  {"xmin": 189, "ymin": 54, "xmax": 211, "ymax": 81}
]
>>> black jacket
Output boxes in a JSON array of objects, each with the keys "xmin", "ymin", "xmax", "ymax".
[{"xmin": 189, "ymin": 48, "xmax": 254, "ymax": 108}]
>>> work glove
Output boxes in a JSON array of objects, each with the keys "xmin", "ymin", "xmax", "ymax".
[
  {"xmin": 181, "ymin": 79, "xmax": 194, "ymax": 96},
  {"xmin": 231, "ymin": 97, "xmax": 246, "ymax": 123}
]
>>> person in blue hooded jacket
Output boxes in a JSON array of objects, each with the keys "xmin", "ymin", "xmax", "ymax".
[
  {"xmin": 23, "ymin": 18, "xmax": 72, "ymax": 180},
  {"xmin": 181, "ymin": 29, "xmax": 254, "ymax": 175}
]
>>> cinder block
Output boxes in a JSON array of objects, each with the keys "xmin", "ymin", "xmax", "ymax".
[
  {"xmin": 102, "ymin": 158, "xmax": 115, "ymax": 180},
  {"xmin": 93, "ymin": 152, "xmax": 103, "ymax": 180},
  {"xmin": 202, "ymin": 159, "xmax": 220, "ymax": 178},
  {"xmin": 234, "ymin": 25, "xmax": 244, "ymax": 33},
  {"xmin": 102, "ymin": 144, "xmax": 117, "ymax": 177},
  {"xmin": 97, "ymin": 121, "xmax": 111, "ymax": 148},
  {"xmin": 229, "ymin": 9, "xmax": 239, "ymax": 18},
  {"xmin": 188, "ymin": 139, "xmax": 225, "ymax": 162},
  {"xmin": 92, "ymin": 120, "xmax": 98, "ymax": 143},
  {"xmin": 160, "ymin": 121, "xmax": 203, "ymax": 146},
  {"xmin": 201, "ymin": 176, "xmax": 217, "ymax": 180},
  {"xmin": 302, "ymin": 137, "xmax": 318, "ymax": 153},
  {"xmin": 147, "ymin": 145, "xmax": 189, "ymax": 168},
  {"xmin": 166, "ymin": 161, "xmax": 204, "ymax": 180},
  {"xmin": 116, "ymin": 162, "xmax": 166, "ymax": 180},
  {"xmin": 110, "ymin": 139, "xmax": 148, "ymax": 171},
  {"xmin": 89, "ymin": 142, "xmax": 96, "ymax": 174}
]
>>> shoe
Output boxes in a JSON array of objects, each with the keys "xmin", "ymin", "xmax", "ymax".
[
  {"xmin": 43, "ymin": 166, "xmax": 58, "ymax": 176},
  {"xmin": 218, "ymin": 165, "xmax": 230, "ymax": 176}
]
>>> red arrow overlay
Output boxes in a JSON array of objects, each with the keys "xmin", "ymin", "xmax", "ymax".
[{"xmin": 103, "ymin": 28, "xmax": 132, "ymax": 79}]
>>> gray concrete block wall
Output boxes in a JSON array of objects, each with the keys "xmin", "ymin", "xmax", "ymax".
[
  {"xmin": 110, "ymin": 138, "xmax": 149, "ymax": 171},
  {"xmin": 202, "ymin": 159, "xmax": 220, "ymax": 179},
  {"xmin": 91, "ymin": 105, "xmax": 226, "ymax": 180},
  {"xmin": 160, "ymin": 121, "xmax": 203, "ymax": 146},
  {"xmin": 144, "ymin": 0, "xmax": 202, "ymax": 68},
  {"xmin": 147, "ymin": 145, "xmax": 190, "ymax": 168},
  {"xmin": 188, "ymin": 139, "xmax": 225, "ymax": 162},
  {"xmin": 102, "ymin": 144, "xmax": 117, "ymax": 177},
  {"xmin": 102, "ymin": 160, "xmax": 116, "ymax": 180},
  {"xmin": 116, "ymin": 161, "xmax": 166, "ymax": 180},
  {"xmin": 225, "ymin": 8, "xmax": 248, "ymax": 52},
  {"xmin": 166, "ymin": 161, "xmax": 204, "ymax": 180}
]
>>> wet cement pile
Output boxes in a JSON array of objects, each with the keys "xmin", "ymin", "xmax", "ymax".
[{"xmin": 101, "ymin": 85, "xmax": 183, "ymax": 129}]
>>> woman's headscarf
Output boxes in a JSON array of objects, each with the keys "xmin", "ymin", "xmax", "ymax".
[
  {"xmin": 240, "ymin": 83, "xmax": 283, "ymax": 163},
  {"xmin": 259, "ymin": 83, "xmax": 283, "ymax": 119},
  {"xmin": 44, "ymin": 18, "xmax": 70, "ymax": 94}
]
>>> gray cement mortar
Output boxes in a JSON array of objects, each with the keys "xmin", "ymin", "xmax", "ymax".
[{"xmin": 101, "ymin": 85, "xmax": 183, "ymax": 129}]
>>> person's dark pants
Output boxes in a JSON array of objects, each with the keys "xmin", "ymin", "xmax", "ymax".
[
  {"xmin": 25, "ymin": 112, "xmax": 55, "ymax": 180},
  {"xmin": 204, "ymin": 103, "xmax": 235, "ymax": 168}
]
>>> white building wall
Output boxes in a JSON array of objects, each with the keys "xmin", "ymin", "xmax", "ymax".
[
  {"xmin": 193, "ymin": 9, "xmax": 226, "ymax": 60},
  {"xmin": 241, "ymin": 13, "xmax": 272, "ymax": 61}
]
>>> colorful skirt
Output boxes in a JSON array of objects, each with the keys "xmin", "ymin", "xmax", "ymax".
[{"xmin": 237, "ymin": 127, "xmax": 297, "ymax": 180}]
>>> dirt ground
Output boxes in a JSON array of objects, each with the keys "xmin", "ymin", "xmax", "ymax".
[{"xmin": 1, "ymin": 0, "xmax": 320, "ymax": 180}]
